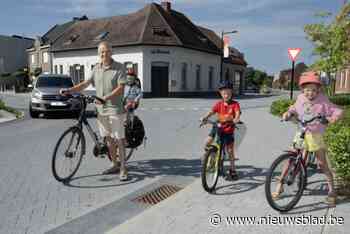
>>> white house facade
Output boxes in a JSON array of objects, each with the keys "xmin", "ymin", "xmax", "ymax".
[
  {"xmin": 49, "ymin": 2, "xmax": 247, "ymax": 97},
  {"xmin": 52, "ymin": 45, "xmax": 221, "ymax": 96}
]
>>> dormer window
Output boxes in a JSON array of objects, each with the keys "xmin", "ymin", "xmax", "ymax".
[
  {"xmin": 64, "ymin": 34, "xmax": 80, "ymax": 45},
  {"xmin": 152, "ymin": 27, "xmax": 169, "ymax": 36},
  {"xmin": 94, "ymin": 32, "xmax": 109, "ymax": 41}
]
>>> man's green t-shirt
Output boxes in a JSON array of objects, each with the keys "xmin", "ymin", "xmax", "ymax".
[{"xmin": 89, "ymin": 60, "xmax": 127, "ymax": 115}]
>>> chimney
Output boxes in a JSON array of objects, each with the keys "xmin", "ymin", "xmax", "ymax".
[{"xmin": 161, "ymin": 1, "xmax": 171, "ymax": 11}]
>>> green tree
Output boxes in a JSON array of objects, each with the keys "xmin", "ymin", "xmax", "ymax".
[
  {"xmin": 304, "ymin": 4, "xmax": 350, "ymax": 95},
  {"xmin": 245, "ymin": 67, "xmax": 271, "ymax": 88}
]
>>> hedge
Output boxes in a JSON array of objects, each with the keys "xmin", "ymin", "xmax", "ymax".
[
  {"xmin": 330, "ymin": 94, "xmax": 350, "ymax": 106},
  {"xmin": 270, "ymin": 98, "xmax": 295, "ymax": 117}
]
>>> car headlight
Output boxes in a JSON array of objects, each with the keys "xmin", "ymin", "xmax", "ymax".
[{"xmin": 33, "ymin": 91, "xmax": 42, "ymax": 99}]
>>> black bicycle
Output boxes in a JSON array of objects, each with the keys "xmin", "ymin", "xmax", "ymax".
[
  {"xmin": 200, "ymin": 119, "xmax": 242, "ymax": 193},
  {"xmin": 51, "ymin": 94, "xmax": 144, "ymax": 182},
  {"xmin": 265, "ymin": 115, "xmax": 328, "ymax": 212}
]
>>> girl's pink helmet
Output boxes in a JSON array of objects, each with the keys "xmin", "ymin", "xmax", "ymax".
[{"xmin": 298, "ymin": 71, "xmax": 321, "ymax": 87}]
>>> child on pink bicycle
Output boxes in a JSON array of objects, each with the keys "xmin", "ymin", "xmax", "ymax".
[{"xmin": 274, "ymin": 71, "xmax": 343, "ymax": 204}]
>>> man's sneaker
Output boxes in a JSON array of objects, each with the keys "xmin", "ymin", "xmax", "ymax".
[
  {"xmin": 102, "ymin": 165, "xmax": 120, "ymax": 175},
  {"xmin": 120, "ymin": 169, "xmax": 128, "ymax": 181}
]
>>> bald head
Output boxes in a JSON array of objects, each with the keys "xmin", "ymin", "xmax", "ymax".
[{"xmin": 98, "ymin": 41, "xmax": 112, "ymax": 65}]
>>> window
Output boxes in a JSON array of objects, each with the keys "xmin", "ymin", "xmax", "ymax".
[
  {"xmin": 181, "ymin": 63, "xmax": 187, "ymax": 90},
  {"xmin": 195, "ymin": 65, "xmax": 201, "ymax": 90},
  {"xmin": 225, "ymin": 68, "xmax": 230, "ymax": 81},
  {"xmin": 70, "ymin": 64, "xmax": 85, "ymax": 84},
  {"xmin": 94, "ymin": 32, "xmax": 109, "ymax": 41},
  {"xmin": 54, "ymin": 65, "xmax": 58, "ymax": 74},
  {"xmin": 346, "ymin": 69, "xmax": 349, "ymax": 88},
  {"xmin": 43, "ymin": 52, "xmax": 49, "ymax": 63},
  {"xmin": 152, "ymin": 27, "xmax": 169, "ymax": 36},
  {"xmin": 208, "ymin": 66, "xmax": 214, "ymax": 90},
  {"xmin": 235, "ymin": 71, "xmax": 241, "ymax": 88},
  {"xmin": 59, "ymin": 65, "xmax": 63, "ymax": 74},
  {"xmin": 36, "ymin": 76, "xmax": 73, "ymax": 88},
  {"xmin": 343, "ymin": 70, "xmax": 347, "ymax": 88},
  {"xmin": 340, "ymin": 71, "xmax": 345, "ymax": 88},
  {"xmin": 64, "ymin": 34, "xmax": 80, "ymax": 45},
  {"xmin": 91, "ymin": 64, "xmax": 95, "ymax": 71},
  {"xmin": 31, "ymin": 54, "xmax": 35, "ymax": 64}
]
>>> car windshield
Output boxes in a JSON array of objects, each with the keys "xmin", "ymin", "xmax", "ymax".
[{"xmin": 36, "ymin": 77, "xmax": 73, "ymax": 88}]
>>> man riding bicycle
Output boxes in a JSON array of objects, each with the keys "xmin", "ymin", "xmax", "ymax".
[
  {"xmin": 200, "ymin": 80, "xmax": 241, "ymax": 180},
  {"xmin": 60, "ymin": 41, "xmax": 129, "ymax": 181}
]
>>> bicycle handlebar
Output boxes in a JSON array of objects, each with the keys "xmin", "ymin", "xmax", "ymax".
[
  {"xmin": 61, "ymin": 93, "xmax": 106, "ymax": 105},
  {"xmin": 199, "ymin": 119, "xmax": 243, "ymax": 128},
  {"xmin": 282, "ymin": 114, "xmax": 328, "ymax": 126}
]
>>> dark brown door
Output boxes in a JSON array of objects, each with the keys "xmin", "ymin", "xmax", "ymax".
[{"xmin": 151, "ymin": 66, "xmax": 169, "ymax": 97}]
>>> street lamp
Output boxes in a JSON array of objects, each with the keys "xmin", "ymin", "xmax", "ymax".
[{"xmin": 220, "ymin": 30, "xmax": 238, "ymax": 82}]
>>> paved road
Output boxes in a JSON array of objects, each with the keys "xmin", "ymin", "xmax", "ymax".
[{"xmin": 0, "ymin": 93, "xmax": 284, "ymax": 234}]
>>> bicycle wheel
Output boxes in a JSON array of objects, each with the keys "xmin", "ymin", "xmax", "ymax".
[
  {"xmin": 52, "ymin": 126, "xmax": 85, "ymax": 182},
  {"xmin": 265, "ymin": 153, "xmax": 307, "ymax": 212},
  {"xmin": 125, "ymin": 148, "xmax": 134, "ymax": 161},
  {"xmin": 201, "ymin": 148, "xmax": 220, "ymax": 193}
]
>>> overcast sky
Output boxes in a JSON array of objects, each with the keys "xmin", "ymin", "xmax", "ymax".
[{"xmin": 0, "ymin": 0, "xmax": 345, "ymax": 74}]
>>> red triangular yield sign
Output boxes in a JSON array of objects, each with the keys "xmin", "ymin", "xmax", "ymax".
[{"xmin": 288, "ymin": 48, "xmax": 301, "ymax": 61}]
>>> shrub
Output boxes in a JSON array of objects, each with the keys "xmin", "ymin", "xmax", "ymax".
[
  {"xmin": 324, "ymin": 116, "xmax": 350, "ymax": 193},
  {"xmin": 270, "ymin": 99, "xmax": 295, "ymax": 117},
  {"xmin": 329, "ymin": 94, "xmax": 350, "ymax": 106}
]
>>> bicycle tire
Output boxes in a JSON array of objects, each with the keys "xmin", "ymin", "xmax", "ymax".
[
  {"xmin": 125, "ymin": 148, "xmax": 134, "ymax": 161},
  {"xmin": 201, "ymin": 148, "xmax": 220, "ymax": 193},
  {"xmin": 265, "ymin": 153, "xmax": 307, "ymax": 212},
  {"xmin": 52, "ymin": 126, "xmax": 85, "ymax": 182}
]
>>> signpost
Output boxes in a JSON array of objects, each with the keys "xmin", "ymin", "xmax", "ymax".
[{"xmin": 287, "ymin": 48, "xmax": 301, "ymax": 99}]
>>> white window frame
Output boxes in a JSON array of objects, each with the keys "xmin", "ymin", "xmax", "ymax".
[
  {"xmin": 43, "ymin": 52, "xmax": 49, "ymax": 63},
  {"xmin": 31, "ymin": 54, "xmax": 35, "ymax": 64}
]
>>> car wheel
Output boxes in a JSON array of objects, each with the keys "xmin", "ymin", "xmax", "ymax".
[{"xmin": 29, "ymin": 106, "xmax": 39, "ymax": 118}]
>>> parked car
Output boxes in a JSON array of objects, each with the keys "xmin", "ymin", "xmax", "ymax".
[{"xmin": 29, "ymin": 74, "xmax": 81, "ymax": 118}]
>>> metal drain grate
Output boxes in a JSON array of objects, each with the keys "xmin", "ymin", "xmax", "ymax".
[{"xmin": 132, "ymin": 184, "xmax": 183, "ymax": 206}]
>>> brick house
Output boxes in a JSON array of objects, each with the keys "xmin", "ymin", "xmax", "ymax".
[{"xmin": 26, "ymin": 16, "xmax": 87, "ymax": 79}]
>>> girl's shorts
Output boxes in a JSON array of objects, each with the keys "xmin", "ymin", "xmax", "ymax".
[{"xmin": 293, "ymin": 132, "xmax": 326, "ymax": 152}]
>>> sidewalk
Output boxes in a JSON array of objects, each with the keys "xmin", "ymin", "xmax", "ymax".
[
  {"xmin": 106, "ymin": 106, "xmax": 349, "ymax": 234},
  {"xmin": 0, "ymin": 109, "xmax": 16, "ymax": 123}
]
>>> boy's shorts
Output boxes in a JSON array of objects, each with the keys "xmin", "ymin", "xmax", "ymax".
[
  {"xmin": 97, "ymin": 114, "xmax": 126, "ymax": 139},
  {"xmin": 293, "ymin": 132, "xmax": 326, "ymax": 152},
  {"xmin": 208, "ymin": 125, "xmax": 235, "ymax": 146}
]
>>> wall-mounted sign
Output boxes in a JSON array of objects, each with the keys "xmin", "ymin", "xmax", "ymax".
[{"xmin": 151, "ymin": 49, "xmax": 170, "ymax": 54}]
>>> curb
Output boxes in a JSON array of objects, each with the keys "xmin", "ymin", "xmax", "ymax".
[{"xmin": 0, "ymin": 110, "xmax": 24, "ymax": 124}]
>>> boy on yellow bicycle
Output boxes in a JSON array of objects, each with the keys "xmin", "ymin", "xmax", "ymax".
[{"xmin": 200, "ymin": 80, "xmax": 241, "ymax": 180}]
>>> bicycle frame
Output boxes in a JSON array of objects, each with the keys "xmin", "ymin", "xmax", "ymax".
[{"xmin": 205, "ymin": 124, "xmax": 231, "ymax": 177}]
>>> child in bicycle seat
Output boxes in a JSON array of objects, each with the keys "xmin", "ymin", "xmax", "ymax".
[
  {"xmin": 274, "ymin": 71, "xmax": 343, "ymax": 204},
  {"xmin": 124, "ymin": 70, "xmax": 142, "ymax": 112},
  {"xmin": 200, "ymin": 80, "xmax": 241, "ymax": 181}
]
